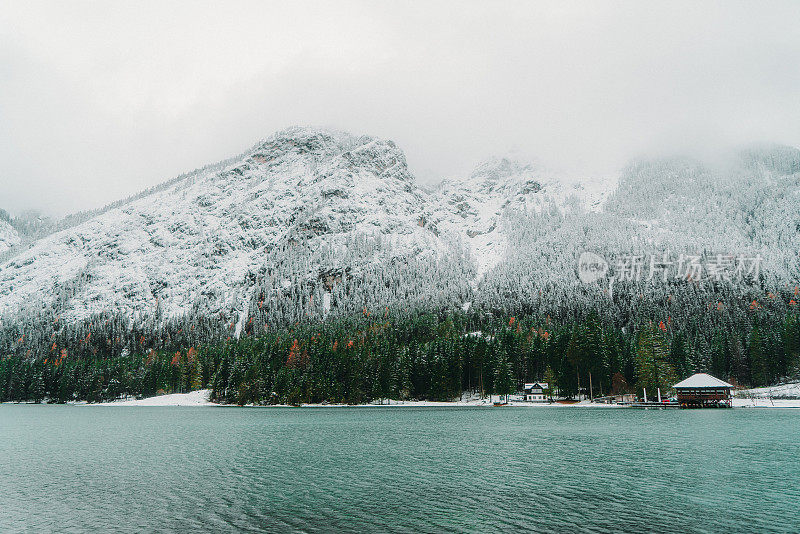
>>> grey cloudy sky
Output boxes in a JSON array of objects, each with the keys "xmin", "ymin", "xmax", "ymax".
[{"xmin": 2, "ymin": 1, "xmax": 800, "ymax": 217}]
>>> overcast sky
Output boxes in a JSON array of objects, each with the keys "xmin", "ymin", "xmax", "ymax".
[{"xmin": 2, "ymin": 1, "xmax": 800, "ymax": 217}]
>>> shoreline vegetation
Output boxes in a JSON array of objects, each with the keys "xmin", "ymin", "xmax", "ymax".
[{"xmin": 2, "ymin": 308, "xmax": 799, "ymax": 407}]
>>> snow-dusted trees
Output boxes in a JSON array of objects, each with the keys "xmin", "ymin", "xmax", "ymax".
[{"xmin": 1, "ymin": 144, "xmax": 799, "ymax": 402}]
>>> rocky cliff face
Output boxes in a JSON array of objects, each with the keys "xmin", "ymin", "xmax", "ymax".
[
  {"xmin": 0, "ymin": 220, "xmax": 19, "ymax": 254},
  {"xmin": 0, "ymin": 128, "xmax": 460, "ymax": 323},
  {"xmin": 434, "ymin": 157, "xmax": 614, "ymax": 274}
]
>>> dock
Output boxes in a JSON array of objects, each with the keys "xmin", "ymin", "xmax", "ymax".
[{"xmin": 626, "ymin": 401, "xmax": 681, "ymax": 409}]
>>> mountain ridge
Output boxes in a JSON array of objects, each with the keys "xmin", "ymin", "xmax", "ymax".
[
  {"xmin": 0, "ymin": 128, "xmax": 460, "ymax": 324},
  {"xmin": 1, "ymin": 128, "xmax": 799, "ymax": 328}
]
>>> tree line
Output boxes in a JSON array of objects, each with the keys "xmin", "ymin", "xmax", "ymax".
[{"xmin": 1, "ymin": 298, "xmax": 798, "ymax": 404}]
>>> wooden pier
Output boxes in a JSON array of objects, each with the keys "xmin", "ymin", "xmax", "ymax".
[{"xmin": 627, "ymin": 401, "xmax": 681, "ymax": 409}]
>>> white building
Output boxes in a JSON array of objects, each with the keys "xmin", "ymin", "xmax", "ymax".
[{"xmin": 522, "ymin": 382, "xmax": 549, "ymax": 401}]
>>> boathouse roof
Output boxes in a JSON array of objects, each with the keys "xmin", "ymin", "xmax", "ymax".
[{"xmin": 673, "ymin": 373, "xmax": 733, "ymax": 389}]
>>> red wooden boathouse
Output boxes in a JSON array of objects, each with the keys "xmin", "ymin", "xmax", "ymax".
[{"xmin": 673, "ymin": 373, "xmax": 733, "ymax": 408}]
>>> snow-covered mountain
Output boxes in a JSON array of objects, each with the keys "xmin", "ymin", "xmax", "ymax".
[
  {"xmin": 0, "ymin": 128, "xmax": 797, "ymax": 327},
  {"xmin": 0, "ymin": 220, "xmax": 20, "ymax": 254},
  {"xmin": 0, "ymin": 128, "xmax": 457, "ymax": 323},
  {"xmin": 434, "ymin": 157, "xmax": 614, "ymax": 274}
]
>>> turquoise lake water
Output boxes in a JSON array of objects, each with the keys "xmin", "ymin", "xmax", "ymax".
[{"xmin": 1, "ymin": 406, "xmax": 798, "ymax": 533}]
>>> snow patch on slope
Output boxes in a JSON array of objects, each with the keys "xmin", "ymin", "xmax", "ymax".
[
  {"xmin": 737, "ymin": 382, "xmax": 800, "ymax": 399},
  {"xmin": 89, "ymin": 389, "xmax": 214, "ymax": 406}
]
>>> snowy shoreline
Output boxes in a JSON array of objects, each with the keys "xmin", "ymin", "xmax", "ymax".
[
  {"xmin": 732, "ymin": 398, "xmax": 800, "ymax": 408},
  {"xmin": 5, "ymin": 383, "xmax": 799, "ymax": 408},
  {"xmin": 83, "ymin": 388, "xmax": 800, "ymax": 408},
  {"xmin": 732, "ymin": 382, "xmax": 800, "ymax": 408},
  {"xmin": 74, "ymin": 390, "xmax": 619, "ymax": 408},
  {"xmin": 83, "ymin": 389, "xmax": 216, "ymax": 406}
]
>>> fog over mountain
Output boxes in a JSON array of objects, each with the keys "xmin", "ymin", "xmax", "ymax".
[{"xmin": 3, "ymin": 1, "xmax": 800, "ymax": 217}]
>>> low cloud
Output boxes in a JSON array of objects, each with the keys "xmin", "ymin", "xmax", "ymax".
[{"xmin": 2, "ymin": 1, "xmax": 799, "ymax": 216}]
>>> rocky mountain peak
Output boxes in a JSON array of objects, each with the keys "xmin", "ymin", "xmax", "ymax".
[
  {"xmin": 468, "ymin": 156, "xmax": 536, "ymax": 183},
  {"xmin": 251, "ymin": 127, "xmax": 413, "ymax": 184}
]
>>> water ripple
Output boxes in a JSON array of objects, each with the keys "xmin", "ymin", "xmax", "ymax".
[{"xmin": 0, "ymin": 406, "xmax": 799, "ymax": 533}]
